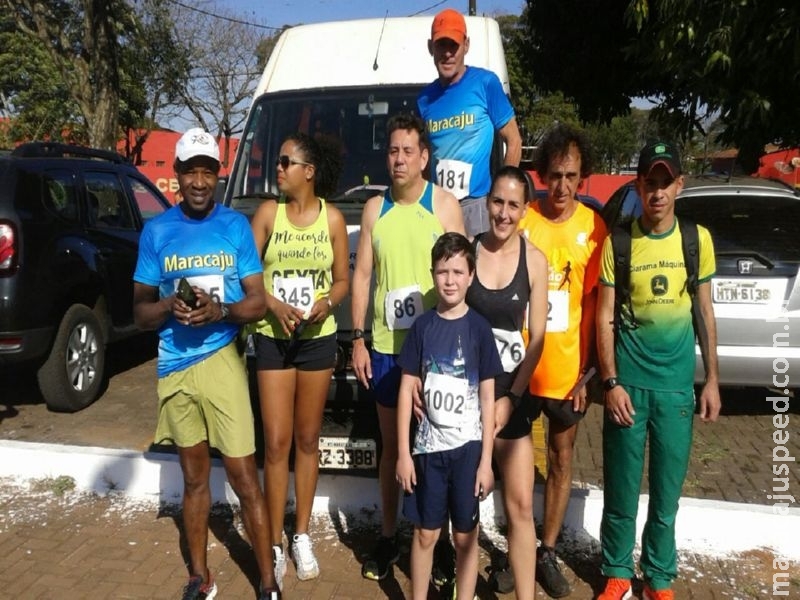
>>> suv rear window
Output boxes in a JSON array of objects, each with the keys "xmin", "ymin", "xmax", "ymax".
[{"xmin": 677, "ymin": 194, "xmax": 800, "ymax": 257}]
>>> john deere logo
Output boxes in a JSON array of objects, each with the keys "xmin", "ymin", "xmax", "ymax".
[{"xmin": 651, "ymin": 275, "xmax": 668, "ymax": 296}]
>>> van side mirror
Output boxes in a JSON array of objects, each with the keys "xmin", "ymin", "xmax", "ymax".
[{"xmin": 215, "ymin": 176, "xmax": 228, "ymax": 204}]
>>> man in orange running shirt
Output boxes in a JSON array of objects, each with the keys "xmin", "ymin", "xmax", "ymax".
[{"xmin": 518, "ymin": 123, "xmax": 607, "ymax": 598}]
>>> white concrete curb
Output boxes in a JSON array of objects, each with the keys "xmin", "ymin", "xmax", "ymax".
[{"xmin": 1, "ymin": 439, "xmax": 798, "ymax": 560}]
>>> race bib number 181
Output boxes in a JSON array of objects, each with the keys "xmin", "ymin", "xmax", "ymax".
[{"xmin": 435, "ymin": 158, "xmax": 472, "ymax": 200}]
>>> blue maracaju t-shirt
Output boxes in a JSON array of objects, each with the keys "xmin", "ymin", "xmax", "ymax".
[
  {"xmin": 417, "ymin": 66, "xmax": 515, "ymax": 200},
  {"xmin": 134, "ymin": 203, "xmax": 263, "ymax": 377}
]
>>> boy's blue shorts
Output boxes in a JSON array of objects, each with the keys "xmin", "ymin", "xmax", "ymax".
[{"xmin": 402, "ymin": 440, "xmax": 482, "ymax": 532}]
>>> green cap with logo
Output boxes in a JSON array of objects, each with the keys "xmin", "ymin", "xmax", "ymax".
[{"xmin": 637, "ymin": 141, "xmax": 681, "ymax": 177}]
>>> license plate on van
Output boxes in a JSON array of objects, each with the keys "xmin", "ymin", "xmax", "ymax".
[{"xmin": 318, "ymin": 437, "xmax": 377, "ymax": 469}]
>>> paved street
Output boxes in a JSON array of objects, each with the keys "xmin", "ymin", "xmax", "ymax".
[{"xmin": 0, "ymin": 335, "xmax": 798, "ymax": 598}]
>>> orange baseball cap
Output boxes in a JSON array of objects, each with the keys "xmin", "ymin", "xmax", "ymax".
[{"xmin": 431, "ymin": 9, "xmax": 467, "ymax": 44}]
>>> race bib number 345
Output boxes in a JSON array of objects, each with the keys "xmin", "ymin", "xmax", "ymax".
[{"xmin": 273, "ymin": 275, "xmax": 314, "ymax": 313}]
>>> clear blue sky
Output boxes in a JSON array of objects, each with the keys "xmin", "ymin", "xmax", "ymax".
[{"xmin": 221, "ymin": 0, "xmax": 526, "ymax": 29}]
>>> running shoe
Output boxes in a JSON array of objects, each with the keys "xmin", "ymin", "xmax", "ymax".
[
  {"xmin": 361, "ymin": 535, "xmax": 399, "ymax": 581},
  {"xmin": 291, "ymin": 533, "xmax": 320, "ymax": 580}
]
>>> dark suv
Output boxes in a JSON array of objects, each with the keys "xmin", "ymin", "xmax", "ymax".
[{"xmin": 0, "ymin": 142, "xmax": 170, "ymax": 412}]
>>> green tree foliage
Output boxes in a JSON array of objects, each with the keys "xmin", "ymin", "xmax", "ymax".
[
  {"xmin": 0, "ymin": 13, "xmax": 78, "ymax": 144},
  {"xmin": 586, "ymin": 114, "xmax": 639, "ymax": 173},
  {"xmin": 496, "ymin": 12, "xmax": 582, "ymax": 150},
  {"xmin": 0, "ymin": 0, "xmax": 189, "ymax": 153},
  {"xmin": 1, "ymin": 0, "xmax": 128, "ymax": 149},
  {"xmin": 523, "ymin": 0, "xmax": 800, "ymax": 172},
  {"xmin": 119, "ymin": 0, "xmax": 190, "ymax": 162}
]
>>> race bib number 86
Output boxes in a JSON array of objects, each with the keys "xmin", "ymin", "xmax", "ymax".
[{"xmin": 384, "ymin": 284, "xmax": 423, "ymax": 331}]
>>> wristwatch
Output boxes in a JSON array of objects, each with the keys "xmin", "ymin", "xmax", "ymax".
[
  {"xmin": 353, "ymin": 328, "xmax": 365, "ymax": 341},
  {"xmin": 219, "ymin": 302, "xmax": 230, "ymax": 321},
  {"xmin": 603, "ymin": 377, "xmax": 619, "ymax": 391}
]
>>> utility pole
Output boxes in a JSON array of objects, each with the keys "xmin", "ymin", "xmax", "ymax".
[{"xmin": 469, "ymin": 0, "xmax": 476, "ymax": 16}]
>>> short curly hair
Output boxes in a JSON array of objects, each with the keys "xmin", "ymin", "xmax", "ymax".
[{"xmin": 534, "ymin": 123, "xmax": 594, "ymax": 180}]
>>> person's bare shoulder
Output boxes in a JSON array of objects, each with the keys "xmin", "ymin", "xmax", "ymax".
[
  {"xmin": 359, "ymin": 192, "xmax": 384, "ymax": 232},
  {"xmin": 524, "ymin": 237, "xmax": 548, "ymax": 271},
  {"xmin": 252, "ymin": 198, "xmax": 278, "ymax": 221},
  {"xmin": 431, "ymin": 185, "xmax": 464, "ymax": 233}
]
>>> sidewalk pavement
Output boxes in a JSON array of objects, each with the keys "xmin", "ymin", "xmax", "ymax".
[{"xmin": 1, "ymin": 343, "xmax": 799, "ymax": 598}]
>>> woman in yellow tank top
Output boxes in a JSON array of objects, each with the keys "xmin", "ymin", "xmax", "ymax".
[{"xmin": 250, "ymin": 133, "xmax": 349, "ymax": 587}]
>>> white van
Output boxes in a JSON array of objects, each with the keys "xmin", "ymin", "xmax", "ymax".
[
  {"xmin": 225, "ymin": 16, "xmax": 511, "ymax": 470},
  {"xmin": 227, "ymin": 16, "xmax": 509, "ymax": 207}
]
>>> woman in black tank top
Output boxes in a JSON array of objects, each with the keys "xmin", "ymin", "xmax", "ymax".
[{"xmin": 467, "ymin": 166, "xmax": 549, "ymax": 599}]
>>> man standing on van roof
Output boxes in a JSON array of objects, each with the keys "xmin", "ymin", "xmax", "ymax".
[{"xmin": 418, "ymin": 8, "xmax": 522, "ymax": 237}]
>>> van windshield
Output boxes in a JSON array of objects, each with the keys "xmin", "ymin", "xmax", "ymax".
[{"xmin": 227, "ymin": 87, "xmax": 421, "ymax": 212}]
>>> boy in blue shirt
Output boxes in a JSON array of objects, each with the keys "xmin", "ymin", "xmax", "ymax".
[{"xmin": 396, "ymin": 232, "xmax": 502, "ymax": 600}]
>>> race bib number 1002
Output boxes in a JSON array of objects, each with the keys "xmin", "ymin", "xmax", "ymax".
[
  {"xmin": 424, "ymin": 371, "xmax": 469, "ymax": 427},
  {"xmin": 546, "ymin": 289, "xmax": 569, "ymax": 333}
]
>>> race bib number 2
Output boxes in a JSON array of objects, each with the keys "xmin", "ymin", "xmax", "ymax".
[
  {"xmin": 384, "ymin": 284, "xmax": 423, "ymax": 331},
  {"xmin": 546, "ymin": 289, "xmax": 569, "ymax": 332},
  {"xmin": 435, "ymin": 158, "xmax": 472, "ymax": 200}
]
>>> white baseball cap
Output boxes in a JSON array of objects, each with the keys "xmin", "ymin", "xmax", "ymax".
[{"xmin": 175, "ymin": 127, "xmax": 220, "ymax": 163}]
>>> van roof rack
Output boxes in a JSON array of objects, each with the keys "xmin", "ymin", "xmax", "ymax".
[{"xmin": 12, "ymin": 142, "xmax": 128, "ymax": 164}]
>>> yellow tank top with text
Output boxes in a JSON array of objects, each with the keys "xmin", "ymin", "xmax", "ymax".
[{"xmin": 254, "ymin": 198, "xmax": 336, "ymax": 340}]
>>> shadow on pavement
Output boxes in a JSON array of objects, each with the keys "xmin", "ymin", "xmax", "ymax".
[
  {"xmin": 716, "ymin": 386, "xmax": 797, "ymax": 416},
  {"xmin": 157, "ymin": 501, "xmax": 262, "ymax": 597}
]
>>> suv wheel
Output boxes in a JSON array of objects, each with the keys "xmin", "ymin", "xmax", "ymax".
[{"xmin": 37, "ymin": 304, "xmax": 105, "ymax": 412}]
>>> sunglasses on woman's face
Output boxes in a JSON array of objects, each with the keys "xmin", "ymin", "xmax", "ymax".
[{"xmin": 276, "ymin": 155, "xmax": 312, "ymax": 169}]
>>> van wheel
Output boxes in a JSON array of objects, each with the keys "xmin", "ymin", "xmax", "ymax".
[{"xmin": 38, "ymin": 305, "xmax": 105, "ymax": 413}]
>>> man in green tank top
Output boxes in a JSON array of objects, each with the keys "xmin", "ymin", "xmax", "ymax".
[{"xmin": 351, "ymin": 113, "xmax": 464, "ymax": 581}]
